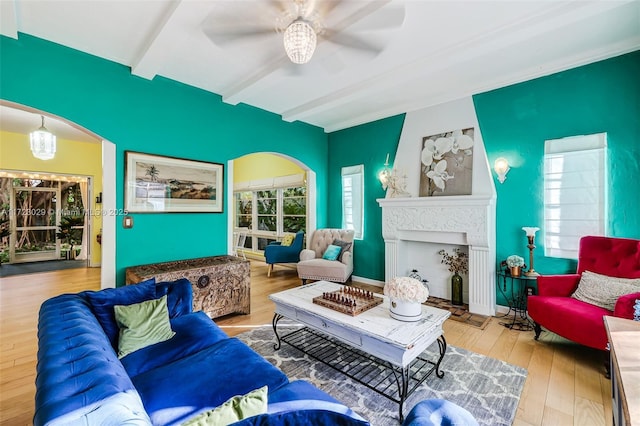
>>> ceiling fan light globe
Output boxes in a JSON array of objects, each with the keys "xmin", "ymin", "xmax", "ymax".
[{"xmin": 283, "ymin": 20, "xmax": 316, "ymax": 64}]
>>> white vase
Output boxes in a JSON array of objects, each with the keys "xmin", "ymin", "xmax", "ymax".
[{"xmin": 389, "ymin": 298, "xmax": 423, "ymax": 322}]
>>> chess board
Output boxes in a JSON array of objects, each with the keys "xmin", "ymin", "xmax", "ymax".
[{"xmin": 312, "ymin": 287, "xmax": 383, "ymax": 316}]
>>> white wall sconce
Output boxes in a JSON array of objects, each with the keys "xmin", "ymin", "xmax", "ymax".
[
  {"xmin": 378, "ymin": 153, "xmax": 391, "ymax": 187},
  {"xmin": 378, "ymin": 153, "xmax": 410, "ymax": 198},
  {"xmin": 494, "ymin": 157, "xmax": 510, "ymax": 183}
]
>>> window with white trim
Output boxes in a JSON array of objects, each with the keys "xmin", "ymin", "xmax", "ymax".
[
  {"xmin": 341, "ymin": 165, "xmax": 364, "ymax": 240},
  {"xmin": 233, "ymin": 174, "xmax": 306, "ymax": 253},
  {"xmin": 543, "ymin": 133, "xmax": 607, "ymax": 259}
]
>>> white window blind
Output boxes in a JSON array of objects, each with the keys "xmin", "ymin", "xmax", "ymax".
[
  {"xmin": 543, "ymin": 133, "xmax": 607, "ymax": 259},
  {"xmin": 341, "ymin": 165, "xmax": 364, "ymax": 240}
]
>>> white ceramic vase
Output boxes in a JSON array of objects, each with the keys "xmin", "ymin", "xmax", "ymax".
[{"xmin": 389, "ymin": 298, "xmax": 423, "ymax": 322}]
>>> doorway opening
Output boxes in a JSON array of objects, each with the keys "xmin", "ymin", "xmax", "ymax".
[
  {"xmin": 0, "ymin": 171, "xmax": 92, "ymax": 276},
  {"xmin": 227, "ymin": 152, "xmax": 317, "ymax": 260}
]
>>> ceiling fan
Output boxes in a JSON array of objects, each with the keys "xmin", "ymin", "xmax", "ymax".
[{"xmin": 203, "ymin": 0, "xmax": 404, "ymax": 65}]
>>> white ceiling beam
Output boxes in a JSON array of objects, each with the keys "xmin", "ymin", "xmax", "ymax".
[
  {"xmin": 130, "ymin": 0, "xmax": 192, "ymax": 80},
  {"xmin": 221, "ymin": 0, "xmax": 392, "ymax": 106},
  {"xmin": 222, "ymin": 55, "xmax": 292, "ymax": 106},
  {"xmin": 1, "ymin": 0, "xmax": 18, "ymax": 39},
  {"xmin": 323, "ymin": 36, "xmax": 640, "ymax": 133},
  {"xmin": 282, "ymin": 0, "xmax": 634, "ymax": 125}
]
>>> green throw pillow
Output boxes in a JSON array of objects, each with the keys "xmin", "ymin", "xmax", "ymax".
[
  {"xmin": 181, "ymin": 386, "xmax": 268, "ymax": 426},
  {"xmin": 114, "ymin": 295, "xmax": 176, "ymax": 358},
  {"xmin": 281, "ymin": 234, "xmax": 294, "ymax": 246},
  {"xmin": 322, "ymin": 244, "xmax": 342, "ymax": 261}
]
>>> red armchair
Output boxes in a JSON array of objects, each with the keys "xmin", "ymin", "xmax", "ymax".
[{"xmin": 528, "ymin": 236, "xmax": 640, "ymax": 351}]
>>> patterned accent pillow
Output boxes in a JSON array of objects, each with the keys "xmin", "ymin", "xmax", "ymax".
[
  {"xmin": 634, "ymin": 299, "xmax": 640, "ymax": 321},
  {"xmin": 571, "ymin": 271, "xmax": 640, "ymax": 311},
  {"xmin": 332, "ymin": 239, "xmax": 352, "ymax": 262},
  {"xmin": 281, "ymin": 234, "xmax": 295, "ymax": 246}
]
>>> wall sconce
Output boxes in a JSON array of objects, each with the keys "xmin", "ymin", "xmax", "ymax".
[
  {"xmin": 378, "ymin": 153, "xmax": 391, "ymax": 187},
  {"xmin": 493, "ymin": 157, "xmax": 510, "ymax": 183},
  {"xmin": 378, "ymin": 153, "xmax": 409, "ymax": 198},
  {"xmin": 95, "ymin": 192, "xmax": 102, "ymax": 204},
  {"xmin": 123, "ymin": 216, "xmax": 134, "ymax": 229}
]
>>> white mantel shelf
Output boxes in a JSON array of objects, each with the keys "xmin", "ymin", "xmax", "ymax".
[
  {"xmin": 377, "ymin": 194, "xmax": 494, "ymax": 207},
  {"xmin": 377, "ymin": 195, "xmax": 497, "ymax": 316}
]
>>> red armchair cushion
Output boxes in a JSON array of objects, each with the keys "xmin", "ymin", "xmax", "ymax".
[{"xmin": 528, "ymin": 295, "xmax": 612, "ymax": 350}]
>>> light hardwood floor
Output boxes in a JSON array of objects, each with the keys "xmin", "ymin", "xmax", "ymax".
[{"xmin": 0, "ymin": 263, "xmax": 612, "ymax": 426}]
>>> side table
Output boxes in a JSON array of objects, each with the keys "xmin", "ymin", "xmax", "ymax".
[{"xmin": 496, "ymin": 271, "xmax": 537, "ymax": 331}]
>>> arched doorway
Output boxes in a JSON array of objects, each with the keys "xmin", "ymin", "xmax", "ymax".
[
  {"xmin": 0, "ymin": 101, "xmax": 116, "ymax": 288},
  {"xmin": 227, "ymin": 152, "xmax": 316, "ymax": 258}
]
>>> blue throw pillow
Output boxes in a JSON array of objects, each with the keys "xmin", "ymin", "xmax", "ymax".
[
  {"xmin": 86, "ymin": 278, "xmax": 156, "ymax": 348},
  {"xmin": 322, "ymin": 245, "xmax": 342, "ymax": 261}
]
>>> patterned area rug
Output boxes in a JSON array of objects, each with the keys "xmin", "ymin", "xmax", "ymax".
[
  {"xmin": 238, "ymin": 324, "xmax": 527, "ymax": 426},
  {"xmin": 422, "ymin": 296, "xmax": 491, "ymax": 330}
]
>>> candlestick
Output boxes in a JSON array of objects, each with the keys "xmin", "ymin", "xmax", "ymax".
[{"xmin": 522, "ymin": 227, "xmax": 540, "ymax": 277}]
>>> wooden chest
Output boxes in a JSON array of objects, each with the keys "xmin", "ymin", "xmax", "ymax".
[{"xmin": 125, "ymin": 255, "xmax": 250, "ymax": 319}]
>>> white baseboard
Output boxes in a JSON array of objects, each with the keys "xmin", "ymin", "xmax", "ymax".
[
  {"xmin": 352, "ymin": 275, "xmax": 384, "ymax": 287},
  {"xmin": 495, "ymin": 304, "xmax": 511, "ymax": 315}
]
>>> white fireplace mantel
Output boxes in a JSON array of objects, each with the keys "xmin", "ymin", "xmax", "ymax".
[{"xmin": 378, "ymin": 195, "xmax": 496, "ymax": 316}]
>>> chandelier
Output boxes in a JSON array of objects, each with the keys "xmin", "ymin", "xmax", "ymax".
[
  {"xmin": 283, "ymin": 19, "xmax": 317, "ymax": 64},
  {"xmin": 30, "ymin": 115, "xmax": 57, "ymax": 160}
]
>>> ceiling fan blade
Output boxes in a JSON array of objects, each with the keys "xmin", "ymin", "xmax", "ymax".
[
  {"xmin": 310, "ymin": 1, "xmax": 342, "ymax": 19},
  {"xmin": 203, "ymin": 25, "xmax": 276, "ymax": 46},
  {"xmin": 350, "ymin": 4, "xmax": 405, "ymax": 31},
  {"xmin": 323, "ymin": 29, "xmax": 383, "ymax": 53}
]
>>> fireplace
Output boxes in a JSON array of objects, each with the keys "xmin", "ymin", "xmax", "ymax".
[{"xmin": 377, "ymin": 195, "xmax": 496, "ymax": 316}]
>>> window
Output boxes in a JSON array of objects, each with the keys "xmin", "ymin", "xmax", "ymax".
[
  {"xmin": 235, "ymin": 191, "xmax": 252, "ymax": 229},
  {"xmin": 233, "ymin": 174, "xmax": 307, "ymax": 253},
  {"xmin": 543, "ymin": 133, "xmax": 607, "ymax": 259},
  {"xmin": 342, "ymin": 165, "xmax": 364, "ymax": 240},
  {"xmin": 256, "ymin": 190, "xmax": 277, "ymax": 233},
  {"xmin": 282, "ymin": 187, "xmax": 306, "ymax": 233}
]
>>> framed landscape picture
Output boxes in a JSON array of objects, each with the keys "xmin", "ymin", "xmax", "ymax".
[{"xmin": 124, "ymin": 151, "xmax": 224, "ymax": 213}]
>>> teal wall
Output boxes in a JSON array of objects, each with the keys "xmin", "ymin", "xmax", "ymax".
[
  {"xmin": 3, "ymin": 33, "xmax": 637, "ymax": 291},
  {"xmin": 0, "ymin": 34, "xmax": 329, "ymax": 285},
  {"xmin": 327, "ymin": 114, "xmax": 405, "ymax": 281},
  {"xmin": 474, "ymin": 50, "xmax": 640, "ymax": 277}
]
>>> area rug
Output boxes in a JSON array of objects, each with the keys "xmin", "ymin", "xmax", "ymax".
[
  {"xmin": 422, "ymin": 296, "xmax": 491, "ymax": 330},
  {"xmin": 237, "ymin": 324, "xmax": 527, "ymax": 426},
  {"xmin": 0, "ymin": 259, "xmax": 86, "ymax": 277}
]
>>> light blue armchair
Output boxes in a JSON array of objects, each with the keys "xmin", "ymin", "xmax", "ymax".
[{"xmin": 264, "ymin": 231, "xmax": 305, "ymax": 277}]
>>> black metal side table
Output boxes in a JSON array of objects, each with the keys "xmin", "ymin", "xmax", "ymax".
[{"xmin": 496, "ymin": 271, "xmax": 537, "ymax": 331}]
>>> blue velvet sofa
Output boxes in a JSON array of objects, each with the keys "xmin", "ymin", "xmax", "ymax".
[{"xmin": 34, "ymin": 278, "xmax": 368, "ymax": 426}]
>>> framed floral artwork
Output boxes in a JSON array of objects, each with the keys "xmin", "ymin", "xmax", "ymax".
[
  {"xmin": 419, "ymin": 128, "xmax": 474, "ymax": 196},
  {"xmin": 124, "ymin": 151, "xmax": 224, "ymax": 213}
]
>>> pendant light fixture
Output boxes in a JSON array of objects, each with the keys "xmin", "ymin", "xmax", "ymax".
[
  {"xmin": 30, "ymin": 115, "xmax": 57, "ymax": 160},
  {"xmin": 283, "ymin": 19, "xmax": 317, "ymax": 64}
]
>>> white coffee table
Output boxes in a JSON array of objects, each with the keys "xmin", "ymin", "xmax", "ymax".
[{"xmin": 269, "ymin": 281, "xmax": 451, "ymax": 422}]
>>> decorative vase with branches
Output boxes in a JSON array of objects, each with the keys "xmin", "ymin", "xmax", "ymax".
[{"xmin": 439, "ymin": 248, "xmax": 469, "ymax": 305}]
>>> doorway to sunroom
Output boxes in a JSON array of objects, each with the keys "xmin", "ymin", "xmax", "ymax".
[{"xmin": 0, "ymin": 172, "xmax": 91, "ymax": 275}]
